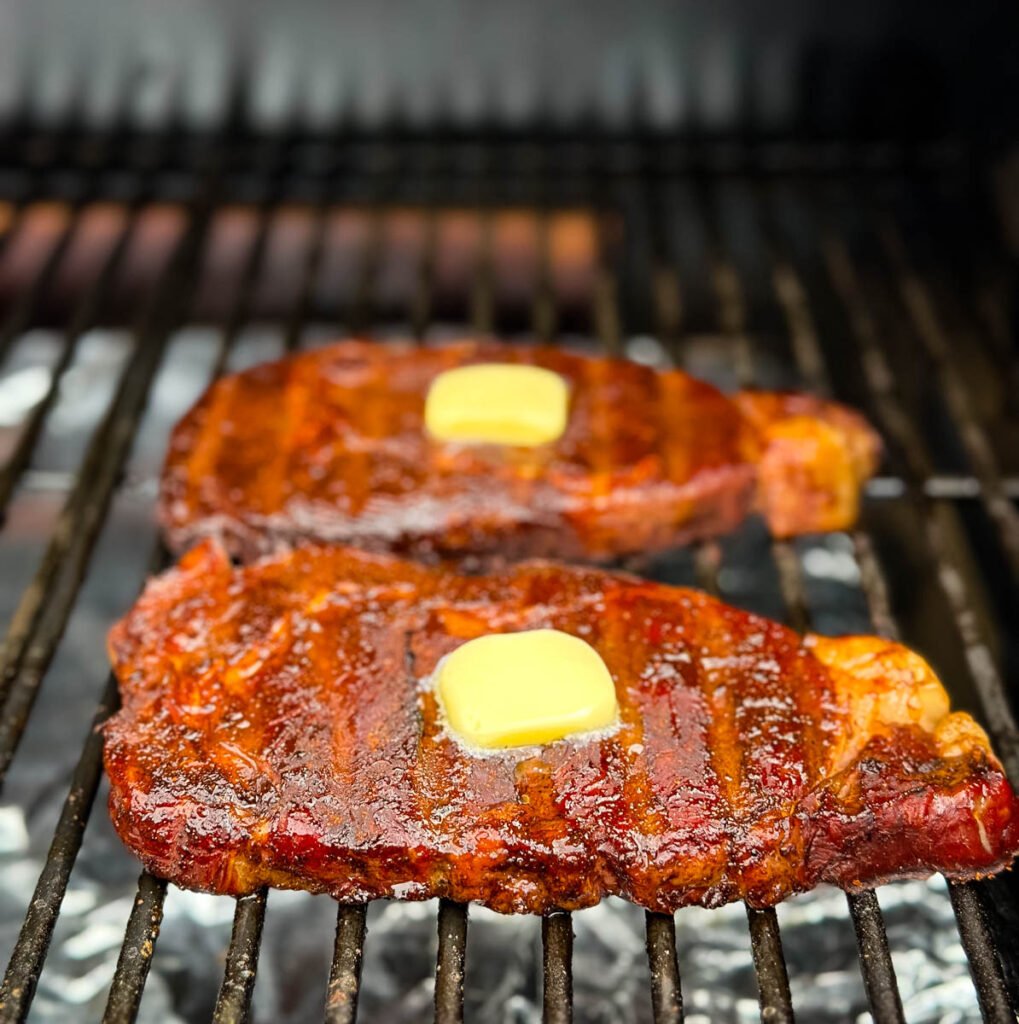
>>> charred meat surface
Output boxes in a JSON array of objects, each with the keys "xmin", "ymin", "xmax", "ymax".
[
  {"xmin": 105, "ymin": 540, "xmax": 1019, "ymax": 914},
  {"xmin": 159, "ymin": 341, "xmax": 880, "ymax": 562}
]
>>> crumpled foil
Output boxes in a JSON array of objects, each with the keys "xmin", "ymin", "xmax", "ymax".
[{"xmin": 0, "ymin": 332, "xmax": 988, "ymax": 1022}]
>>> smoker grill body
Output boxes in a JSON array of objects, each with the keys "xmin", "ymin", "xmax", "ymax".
[{"xmin": 0, "ymin": 5, "xmax": 1017, "ymax": 1023}]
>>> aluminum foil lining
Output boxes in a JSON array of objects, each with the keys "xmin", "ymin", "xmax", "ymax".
[{"xmin": 0, "ymin": 332, "xmax": 989, "ymax": 1022}]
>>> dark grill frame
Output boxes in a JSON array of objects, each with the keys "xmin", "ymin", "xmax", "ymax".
[{"xmin": 0, "ymin": 125, "xmax": 1015, "ymax": 1024}]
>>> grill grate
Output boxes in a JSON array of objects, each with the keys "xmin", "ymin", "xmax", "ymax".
[{"xmin": 0, "ymin": 129, "xmax": 1016, "ymax": 1024}]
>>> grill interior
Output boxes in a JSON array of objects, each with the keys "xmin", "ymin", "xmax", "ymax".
[{"xmin": 0, "ymin": 125, "xmax": 1016, "ymax": 1024}]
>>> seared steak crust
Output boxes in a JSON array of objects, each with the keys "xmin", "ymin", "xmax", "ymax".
[
  {"xmin": 158, "ymin": 341, "xmax": 879, "ymax": 563},
  {"xmin": 105, "ymin": 541, "xmax": 1019, "ymax": 914}
]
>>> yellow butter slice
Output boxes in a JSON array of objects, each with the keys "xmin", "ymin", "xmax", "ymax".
[
  {"xmin": 436, "ymin": 629, "xmax": 618, "ymax": 749},
  {"xmin": 424, "ymin": 363, "xmax": 569, "ymax": 446}
]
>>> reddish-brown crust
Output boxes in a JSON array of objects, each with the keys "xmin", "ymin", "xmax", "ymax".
[
  {"xmin": 158, "ymin": 341, "xmax": 880, "ymax": 563},
  {"xmin": 105, "ymin": 540, "xmax": 1019, "ymax": 914}
]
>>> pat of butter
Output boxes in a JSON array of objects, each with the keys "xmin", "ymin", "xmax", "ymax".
[
  {"xmin": 436, "ymin": 629, "xmax": 618, "ymax": 749},
  {"xmin": 424, "ymin": 363, "xmax": 569, "ymax": 446}
]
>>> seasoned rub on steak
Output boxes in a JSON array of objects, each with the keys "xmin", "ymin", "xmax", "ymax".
[
  {"xmin": 159, "ymin": 341, "xmax": 880, "ymax": 563},
  {"xmin": 105, "ymin": 540, "xmax": 1019, "ymax": 914}
]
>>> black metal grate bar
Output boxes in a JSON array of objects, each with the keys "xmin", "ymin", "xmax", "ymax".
[
  {"xmin": 867, "ymin": 475, "xmax": 1019, "ymax": 500},
  {"xmin": 282, "ymin": 201, "xmax": 331, "ymax": 354},
  {"xmin": 210, "ymin": 176, "xmax": 338, "ymax": 1020},
  {"xmin": 0, "ymin": 544, "xmax": 173, "ymax": 1024},
  {"xmin": 348, "ymin": 206, "xmax": 385, "ymax": 337},
  {"xmin": 518, "ymin": 201, "xmax": 579, "ymax": 1023},
  {"xmin": 121, "ymin": 128, "xmax": 323, "ymax": 1022},
  {"xmin": 470, "ymin": 197, "xmax": 495, "ymax": 337},
  {"xmin": 878, "ymin": 218, "xmax": 1019, "ymax": 580},
  {"xmin": 698, "ymin": 181, "xmax": 797, "ymax": 1024},
  {"xmin": 947, "ymin": 882, "xmax": 1016, "ymax": 1024},
  {"xmin": 211, "ymin": 890, "xmax": 269, "ymax": 1024},
  {"xmin": 0, "ymin": 205, "xmax": 80, "ymax": 364},
  {"xmin": 409, "ymin": 153, "xmax": 441, "ymax": 341},
  {"xmin": 0, "ymin": 195, "xmax": 211, "ymax": 1016},
  {"xmin": 0, "ymin": 204, "xmax": 209, "ymax": 786},
  {"xmin": 845, "ymin": 891, "xmax": 906, "ymax": 1024},
  {"xmin": 208, "ymin": 210, "xmax": 278, "ymax": 380},
  {"xmin": 594, "ymin": 166, "xmax": 688, "ymax": 1022},
  {"xmin": 99, "ymin": 204, "xmax": 280, "ymax": 1023},
  {"xmin": 772, "ymin": 534, "xmax": 906, "ymax": 1024},
  {"xmin": 784, "ymin": 182, "xmax": 1017, "ymax": 1017},
  {"xmin": 747, "ymin": 182, "xmax": 908, "ymax": 1024},
  {"xmin": 0, "ymin": 208, "xmax": 137, "ymax": 518},
  {"xmin": 324, "ymin": 150, "xmax": 440, "ymax": 1020},
  {"xmin": 434, "ymin": 899, "xmax": 468, "ymax": 1024},
  {"xmin": 0, "ymin": 204, "xmax": 21, "ymax": 261},
  {"xmin": 102, "ymin": 873, "xmax": 168, "ymax": 1024},
  {"xmin": 39, "ymin": 134, "xmax": 293, "ymax": 1023},
  {"xmin": 423, "ymin": 160, "xmax": 502, "ymax": 1023},
  {"xmin": 346, "ymin": 138, "xmax": 409, "ymax": 338},
  {"xmin": 644, "ymin": 912, "xmax": 683, "ymax": 1024},
  {"xmin": 542, "ymin": 912, "xmax": 574, "ymax": 1024},
  {"xmin": 325, "ymin": 905, "xmax": 368, "ymax": 1024},
  {"xmin": 746, "ymin": 907, "xmax": 795, "ymax": 1024},
  {"xmin": 0, "ymin": 336, "xmax": 170, "ymax": 777},
  {"xmin": 627, "ymin": 175, "xmax": 688, "ymax": 1016},
  {"xmin": 631, "ymin": 172, "xmax": 690, "ymax": 1017},
  {"xmin": 819, "ymin": 211, "xmax": 1019, "ymax": 780},
  {"xmin": 0, "ymin": 672, "xmax": 120, "ymax": 1021},
  {"xmin": 764, "ymin": 178, "xmax": 1016, "ymax": 1020}
]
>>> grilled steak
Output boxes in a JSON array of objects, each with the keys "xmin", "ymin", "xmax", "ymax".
[
  {"xmin": 159, "ymin": 341, "xmax": 880, "ymax": 563},
  {"xmin": 105, "ymin": 540, "xmax": 1019, "ymax": 914}
]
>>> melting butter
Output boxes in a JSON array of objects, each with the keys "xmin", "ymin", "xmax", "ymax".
[
  {"xmin": 424, "ymin": 363, "xmax": 569, "ymax": 446},
  {"xmin": 436, "ymin": 629, "xmax": 618, "ymax": 749}
]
